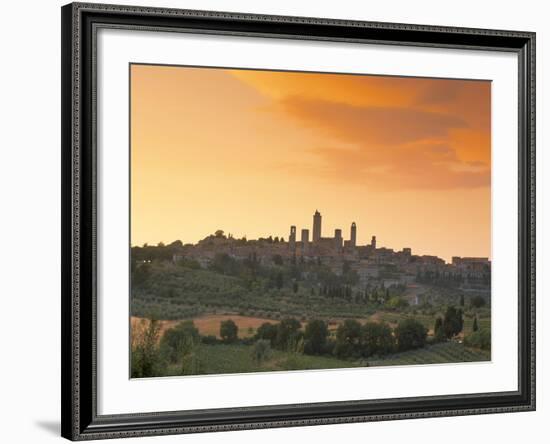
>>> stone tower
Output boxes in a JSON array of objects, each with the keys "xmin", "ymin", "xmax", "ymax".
[
  {"xmin": 312, "ymin": 210, "xmax": 322, "ymax": 243},
  {"xmin": 334, "ymin": 229, "xmax": 343, "ymax": 249},
  {"xmin": 350, "ymin": 222, "xmax": 357, "ymax": 247},
  {"xmin": 289, "ymin": 225, "xmax": 296, "ymax": 250},
  {"xmin": 371, "ymin": 235, "xmax": 377, "ymax": 249},
  {"xmin": 301, "ymin": 229, "xmax": 310, "ymax": 254}
]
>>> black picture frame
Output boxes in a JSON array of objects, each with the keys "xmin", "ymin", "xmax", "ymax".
[{"xmin": 61, "ymin": 2, "xmax": 536, "ymax": 440}]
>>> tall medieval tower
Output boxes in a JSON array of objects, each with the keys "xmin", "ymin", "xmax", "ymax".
[
  {"xmin": 289, "ymin": 225, "xmax": 296, "ymax": 250},
  {"xmin": 350, "ymin": 222, "xmax": 357, "ymax": 247},
  {"xmin": 312, "ymin": 210, "xmax": 322, "ymax": 243}
]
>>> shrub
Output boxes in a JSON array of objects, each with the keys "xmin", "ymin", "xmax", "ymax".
[
  {"xmin": 160, "ymin": 321, "xmax": 200, "ymax": 363},
  {"xmin": 220, "ymin": 319, "xmax": 239, "ymax": 343},
  {"xmin": 464, "ymin": 328, "xmax": 491, "ymax": 350},
  {"xmin": 361, "ymin": 321, "xmax": 395, "ymax": 357},
  {"xmin": 334, "ymin": 319, "xmax": 362, "ymax": 358},
  {"xmin": 131, "ymin": 318, "xmax": 163, "ymax": 378},
  {"xmin": 255, "ymin": 322, "xmax": 278, "ymax": 346},
  {"xmin": 470, "ymin": 295, "xmax": 486, "ymax": 308},
  {"xmin": 394, "ymin": 319, "xmax": 427, "ymax": 352},
  {"xmin": 252, "ymin": 339, "xmax": 273, "ymax": 363},
  {"xmin": 433, "ymin": 317, "xmax": 446, "ymax": 342},
  {"xmin": 386, "ymin": 297, "xmax": 409, "ymax": 310},
  {"xmin": 443, "ymin": 306, "xmax": 464, "ymax": 339},
  {"xmin": 176, "ymin": 257, "xmax": 201, "ymax": 269},
  {"xmin": 201, "ymin": 335, "xmax": 219, "ymax": 345},
  {"xmin": 303, "ymin": 319, "xmax": 329, "ymax": 355},
  {"xmin": 275, "ymin": 318, "xmax": 302, "ymax": 351}
]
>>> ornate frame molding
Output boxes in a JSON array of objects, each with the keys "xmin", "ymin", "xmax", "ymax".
[{"xmin": 61, "ymin": 2, "xmax": 535, "ymax": 440}]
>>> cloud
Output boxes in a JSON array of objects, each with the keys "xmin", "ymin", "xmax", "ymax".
[
  {"xmin": 278, "ymin": 96, "xmax": 467, "ymax": 146},
  {"xmin": 225, "ymin": 68, "xmax": 491, "ymax": 191},
  {"xmin": 415, "ymin": 81, "xmax": 464, "ymax": 105},
  {"xmin": 272, "ymin": 96, "xmax": 490, "ymax": 190},
  {"xmin": 230, "ymin": 69, "xmax": 491, "ymax": 135}
]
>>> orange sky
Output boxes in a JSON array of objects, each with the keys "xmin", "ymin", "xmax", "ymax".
[{"xmin": 130, "ymin": 64, "xmax": 491, "ymax": 262}]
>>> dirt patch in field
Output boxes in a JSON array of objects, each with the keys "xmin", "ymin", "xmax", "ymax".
[
  {"xmin": 131, "ymin": 313, "xmax": 403, "ymax": 342},
  {"xmin": 131, "ymin": 314, "xmax": 277, "ymax": 340},
  {"xmin": 188, "ymin": 314, "xmax": 276, "ymax": 338}
]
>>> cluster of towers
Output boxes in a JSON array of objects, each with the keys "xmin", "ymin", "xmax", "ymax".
[{"xmin": 288, "ymin": 210, "xmax": 359, "ymax": 253}]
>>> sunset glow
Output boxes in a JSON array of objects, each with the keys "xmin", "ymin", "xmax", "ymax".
[{"xmin": 130, "ymin": 64, "xmax": 491, "ymax": 262}]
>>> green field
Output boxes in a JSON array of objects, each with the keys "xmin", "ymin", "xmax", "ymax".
[
  {"xmin": 132, "ymin": 262, "xmax": 490, "ymax": 331},
  {"xmin": 164, "ymin": 344, "xmax": 359, "ymax": 376},
  {"xmin": 161, "ymin": 341, "xmax": 489, "ymax": 377},
  {"xmin": 373, "ymin": 311, "xmax": 491, "ymax": 335},
  {"xmin": 131, "ymin": 250, "xmax": 491, "ymax": 378},
  {"xmin": 365, "ymin": 341, "xmax": 490, "ymax": 367},
  {"xmin": 131, "ymin": 262, "xmax": 386, "ymax": 320}
]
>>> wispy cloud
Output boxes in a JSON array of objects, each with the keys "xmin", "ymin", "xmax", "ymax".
[
  {"xmin": 272, "ymin": 96, "xmax": 489, "ymax": 190},
  {"xmin": 278, "ymin": 96, "xmax": 467, "ymax": 145}
]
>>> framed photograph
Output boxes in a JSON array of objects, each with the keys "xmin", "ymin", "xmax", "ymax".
[{"xmin": 61, "ymin": 2, "xmax": 536, "ymax": 440}]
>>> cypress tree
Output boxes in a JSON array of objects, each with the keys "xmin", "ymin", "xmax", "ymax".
[{"xmin": 434, "ymin": 317, "xmax": 445, "ymax": 342}]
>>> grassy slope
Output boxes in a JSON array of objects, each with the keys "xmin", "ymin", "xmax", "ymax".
[
  {"xmin": 132, "ymin": 263, "xmax": 382, "ymax": 320},
  {"xmin": 375, "ymin": 311, "xmax": 491, "ymax": 334},
  {"xmin": 365, "ymin": 342, "xmax": 490, "ymax": 367},
  {"xmin": 164, "ymin": 344, "xmax": 359, "ymax": 376},
  {"xmin": 133, "ymin": 264, "xmax": 490, "ymax": 331},
  {"xmin": 162, "ymin": 342, "xmax": 489, "ymax": 377}
]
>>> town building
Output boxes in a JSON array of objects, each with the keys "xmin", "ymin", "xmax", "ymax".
[{"xmin": 170, "ymin": 210, "xmax": 490, "ymax": 293}]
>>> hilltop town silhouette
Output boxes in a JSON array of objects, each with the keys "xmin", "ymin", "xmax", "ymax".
[{"xmin": 169, "ymin": 210, "xmax": 491, "ymax": 292}]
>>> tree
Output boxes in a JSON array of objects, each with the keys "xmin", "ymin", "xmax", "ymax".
[
  {"xmin": 131, "ymin": 317, "xmax": 163, "ymax": 378},
  {"xmin": 272, "ymin": 254, "xmax": 283, "ymax": 266},
  {"xmin": 361, "ymin": 322, "xmax": 395, "ymax": 357},
  {"xmin": 132, "ymin": 262, "xmax": 151, "ymax": 287},
  {"xmin": 342, "ymin": 261, "xmax": 351, "ymax": 275},
  {"xmin": 460, "ymin": 294, "xmax": 465, "ymax": 307},
  {"xmin": 255, "ymin": 322, "xmax": 278, "ymax": 346},
  {"xmin": 433, "ymin": 317, "xmax": 446, "ymax": 342},
  {"xmin": 304, "ymin": 319, "xmax": 329, "ymax": 355},
  {"xmin": 386, "ymin": 296, "xmax": 409, "ymax": 310},
  {"xmin": 220, "ymin": 319, "xmax": 239, "ymax": 343},
  {"xmin": 470, "ymin": 295, "xmax": 486, "ymax": 308},
  {"xmin": 252, "ymin": 339, "xmax": 272, "ymax": 363},
  {"xmin": 214, "ymin": 230, "xmax": 225, "ymax": 238},
  {"xmin": 394, "ymin": 319, "xmax": 427, "ymax": 351},
  {"xmin": 275, "ymin": 318, "xmax": 302, "ymax": 351},
  {"xmin": 442, "ymin": 306, "xmax": 464, "ymax": 339},
  {"xmin": 464, "ymin": 328, "xmax": 490, "ymax": 350},
  {"xmin": 472, "ymin": 316, "xmax": 479, "ymax": 332},
  {"xmin": 292, "ymin": 282, "xmax": 299, "ymax": 293},
  {"xmin": 275, "ymin": 272, "xmax": 284, "ymax": 289},
  {"xmin": 334, "ymin": 319, "xmax": 362, "ymax": 358},
  {"xmin": 176, "ymin": 257, "xmax": 201, "ymax": 269},
  {"xmin": 160, "ymin": 320, "xmax": 201, "ymax": 373},
  {"xmin": 209, "ymin": 253, "xmax": 240, "ymax": 276}
]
